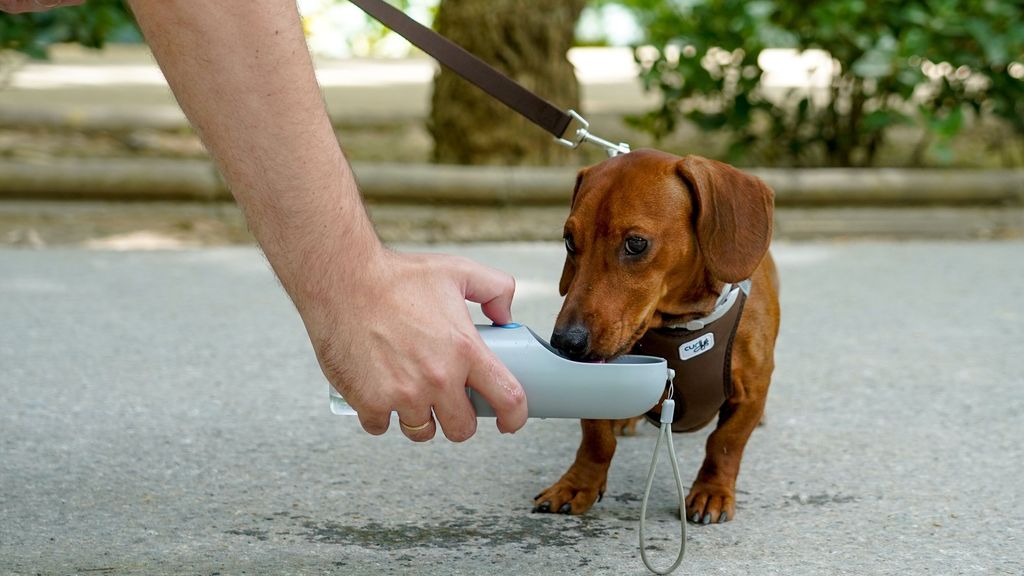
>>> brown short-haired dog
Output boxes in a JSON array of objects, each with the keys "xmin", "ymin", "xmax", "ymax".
[{"xmin": 533, "ymin": 149, "xmax": 780, "ymax": 524}]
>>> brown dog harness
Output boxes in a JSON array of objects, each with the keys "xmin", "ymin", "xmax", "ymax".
[{"xmin": 631, "ymin": 281, "xmax": 750, "ymax": 433}]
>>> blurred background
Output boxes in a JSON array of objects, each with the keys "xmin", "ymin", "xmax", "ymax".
[
  {"xmin": 2, "ymin": 4, "xmax": 1023, "ymax": 574},
  {"xmin": 0, "ymin": 0, "xmax": 1021, "ymax": 246}
]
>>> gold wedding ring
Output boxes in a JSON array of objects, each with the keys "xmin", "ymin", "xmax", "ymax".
[{"xmin": 399, "ymin": 419, "xmax": 433, "ymax": 433}]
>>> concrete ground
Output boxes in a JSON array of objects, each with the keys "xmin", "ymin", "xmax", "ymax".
[{"xmin": 1, "ymin": 240, "xmax": 1022, "ymax": 575}]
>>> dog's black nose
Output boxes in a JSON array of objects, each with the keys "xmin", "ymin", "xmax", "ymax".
[{"xmin": 551, "ymin": 324, "xmax": 590, "ymax": 360}]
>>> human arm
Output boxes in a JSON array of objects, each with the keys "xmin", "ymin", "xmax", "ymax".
[{"xmin": 124, "ymin": 0, "xmax": 527, "ymax": 439}]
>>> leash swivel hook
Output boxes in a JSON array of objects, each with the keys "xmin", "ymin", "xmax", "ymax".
[{"xmin": 555, "ymin": 110, "xmax": 632, "ymax": 157}]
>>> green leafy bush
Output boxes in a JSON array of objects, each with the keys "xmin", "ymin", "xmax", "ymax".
[
  {"xmin": 0, "ymin": 0, "xmax": 138, "ymax": 59},
  {"xmin": 619, "ymin": 0, "xmax": 1024, "ymax": 166}
]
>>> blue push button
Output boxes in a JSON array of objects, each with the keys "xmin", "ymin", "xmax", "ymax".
[{"xmin": 492, "ymin": 322, "xmax": 522, "ymax": 329}]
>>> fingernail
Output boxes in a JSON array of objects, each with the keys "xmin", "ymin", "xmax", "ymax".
[
  {"xmin": 597, "ymin": 492, "xmax": 604, "ymax": 503},
  {"xmin": 702, "ymin": 514, "xmax": 711, "ymax": 525},
  {"xmin": 558, "ymin": 503, "xmax": 571, "ymax": 514},
  {"xmin": 536, "ymin": 501, "xmax": 551, "ymax": 513},
  {"xmin": 690, "ymin": 513, "xmax": 700, "ymax": 523},
  {"xmin": 719, "ymin": 512, "xmax": 729, "ymax": 523}
]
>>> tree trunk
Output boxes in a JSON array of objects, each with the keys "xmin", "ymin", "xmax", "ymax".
[{"xmin": 429, "ymin": 0, "xmax": 585, "ymax": 166}]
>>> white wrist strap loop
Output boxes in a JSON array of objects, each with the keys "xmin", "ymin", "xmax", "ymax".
[{"xmin": 638, "ymin": 385, "xmax": 687, "ymax": 574}]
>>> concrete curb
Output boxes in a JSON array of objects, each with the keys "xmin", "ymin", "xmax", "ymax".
[
  {"xmin": 0, "ymin": 106, "xmax": 419, "ymax": 132},
  {"xmin": 754, "ymin": 168, "xmax": 1024, "ymax": 206},
  {"xmin": 1, "ymin": 157, "xmax": 1022, "ymax": 207},
  {"xmin": 3, "ymin": 201, "xmax": 1021, "ymax": 247},
  {"xmin": 0, "ymin": 157, "xmax": 224, "ymax": 201},
  {"xmin": 0, "ymin": 107, "xmax": 190, "ymax": 133}
]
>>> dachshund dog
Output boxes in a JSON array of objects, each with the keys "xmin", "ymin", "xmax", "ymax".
[{"xmin": 533, "ymin": 149, "xmax": 780, "ymax": 524}]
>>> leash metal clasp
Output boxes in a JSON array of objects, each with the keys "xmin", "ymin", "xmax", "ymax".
[{"xmin": 556, "ymin": 109, "xmax": 631, "ymax": 157}]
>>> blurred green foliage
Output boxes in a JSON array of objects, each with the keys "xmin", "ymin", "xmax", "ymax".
[
  {"xmin": 0, "ymin": 0, "xmax": 138, "ymax": 59},
  {"xmin": 617, "ymin": 0, "xmax": 1024, "ymax": 166}
]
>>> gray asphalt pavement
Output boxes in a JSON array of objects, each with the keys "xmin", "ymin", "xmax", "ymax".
[{"xmin": 2, "ymin": 241, "xmax": 1022, "ymax": 575}]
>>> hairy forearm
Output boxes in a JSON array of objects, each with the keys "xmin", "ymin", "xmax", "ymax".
[
  {"xmin": 127, "ymin": 0, "xmax": 380, "ymax": 308},
  {"xmin": 124, "ymin": 1, "xmax": 527, "ymax": 438}
]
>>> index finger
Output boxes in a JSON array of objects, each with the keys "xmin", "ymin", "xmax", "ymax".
[{"xmin": 454, "ymin": 257, "xmax": 516, "ymax": 326}]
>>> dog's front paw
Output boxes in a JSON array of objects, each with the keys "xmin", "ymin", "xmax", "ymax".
[
  {"xmin": 685, "ymin": 482, "xmax": 735, "ymax": 525},
  {"xmin": 532, "ymin": 474, "xmax": 606, "ymax": 515}
]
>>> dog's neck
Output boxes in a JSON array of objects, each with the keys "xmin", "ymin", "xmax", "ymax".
[{"xmin": 652, "ymin": 271, "xmax": 729, "ymax": 328}]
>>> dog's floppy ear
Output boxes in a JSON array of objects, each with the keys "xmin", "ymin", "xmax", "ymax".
[
  {"xmin": 677, "ymin": 156, "xmax": 774, "ymax": 283},
  {"xmin": 559, "ymin": 168, "xmax": 587, "ymax": 296},
  {"xmin": 568, "ymin": 166, "xmax": 587, "ymax": 210}
]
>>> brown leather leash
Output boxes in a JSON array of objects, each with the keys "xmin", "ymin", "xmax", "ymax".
[{"xmin": 348, "ymin": 0, "xmax": 630, "ymax": 156}]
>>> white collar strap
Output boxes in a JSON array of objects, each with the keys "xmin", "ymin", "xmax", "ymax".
[{"xmin": 664, "ymin": 279, "xmax": 751, "ymax": 332}]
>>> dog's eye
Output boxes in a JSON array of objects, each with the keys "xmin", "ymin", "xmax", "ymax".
[
  {"xmin": 624, "ymin": 236, "xmax": 648, "ymax": 256},
  {"xmin": 564, "ymin": 234, "xmax": 576, "ymax": 254}
]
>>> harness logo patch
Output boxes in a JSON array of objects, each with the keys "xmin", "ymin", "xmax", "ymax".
[{"xmin": 679, "ymin": 333, "xmax": 715, "ymax": 361}]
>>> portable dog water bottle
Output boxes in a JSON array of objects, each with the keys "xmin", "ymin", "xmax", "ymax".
[{"xmin": 329, "ymin": 323, "xmax": 671, "ymax": 420}]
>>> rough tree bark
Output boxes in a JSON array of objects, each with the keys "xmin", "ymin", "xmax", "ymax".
[{"xmin": 429, "ymin": 0, "xmax": 586, "ymax": 166}]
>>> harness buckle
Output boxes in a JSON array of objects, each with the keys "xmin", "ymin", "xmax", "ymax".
[{"xmin": 555, "ymin": 109, "xmax": 631, "ymax": 157}]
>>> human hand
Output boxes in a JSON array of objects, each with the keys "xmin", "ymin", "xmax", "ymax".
[
  {"xmin": 118, "ymin": 0, "xmax": 524, "ymax": 442},
  {"xmin": 0, "ymin": 0, "xmax": 84, "ymax": 13},
  {"xmin": 300, "ymin": 249, "xmax": 528, "ymax": 442}
]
